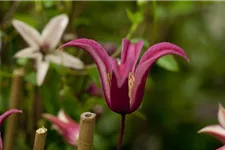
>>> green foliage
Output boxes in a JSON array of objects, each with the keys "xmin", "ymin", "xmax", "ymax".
[
  {"xmin": 24, "ymin": 71, "xmax": 37, "ymax": 85},
  {"xmin": 156, "ymin": 55, "xmax": 179, "ymax": 72}
]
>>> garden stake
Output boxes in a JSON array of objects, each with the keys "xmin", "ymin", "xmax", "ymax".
[
  {"xmin": 3, "ymin": 68, "xmax": 24, "ymax": 150},
  {"xmin": 33, "ymin": 127, "xmax": 47, "ymax": 150},
  {"xmin": 77, "ymin": 112, "xmax": 96, "ymax": 150}
]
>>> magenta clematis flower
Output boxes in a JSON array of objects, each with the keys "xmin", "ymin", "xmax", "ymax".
[
  {"xmin": 198, "ymin": 104, "xmax": 225, "ymax": 150},
  {"xmin": 59, "ymin": 38, "xmax": 189, "ymax": 114},
  {"xmin": 42, "ymin": 110, "xmax": 79, "ymax": 147},
  {"xmin": 0, "ymin": 109, "xmax": 22, "ymax": 150}
]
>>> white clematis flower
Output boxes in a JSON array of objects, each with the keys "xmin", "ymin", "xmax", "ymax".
[{"xmin": 13, "ymin": 14, "xmax": 84, "ymax": 86}]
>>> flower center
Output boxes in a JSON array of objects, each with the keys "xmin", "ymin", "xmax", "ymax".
[
  {"xmin": 128, "ymin": 72, "xmax": 135, "ymax": 100},
  {"xmin": 40, "ymin": 44, "xmax": 50, "ymax": 55}
]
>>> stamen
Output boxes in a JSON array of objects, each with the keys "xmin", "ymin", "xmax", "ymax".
[
  {"xmin": 128, "ymin": 72, "xmax": 135, "ymax": 100},
  {"xmin": 107, "ymin": 71, "xmax": 112, "ymax": 85}
]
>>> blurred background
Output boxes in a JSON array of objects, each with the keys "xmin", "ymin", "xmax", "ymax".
[{"xmin": 1, "ymin": 1, "xmax": 225, "ymax": 150}]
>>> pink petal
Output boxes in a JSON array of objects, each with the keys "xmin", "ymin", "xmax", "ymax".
[
  {"xmin": 42, "ymin": 14, "xmax": 69, "ymax": 49},
  {"xmin": 110, "ymin": 73, "xmax": 130, "ymax": 114},
  {"xmin": 0, "ymin": 133, "xmax": 2, "ymax": 150},
  {"xmin": 217, "ymin": 145, "xmax": 225, "ymax": 150},
  {"xmin": 218, "ymin": 103, "xmax": 225, "ymax": 129},
  {"xmin": 0, "ymin": 109, "xmax": 22, "ymax": 150},
  {"xmin": 59, "ymin": 38, "xmax": 111, "ymax": 107},
  {"xmin": 0, "ymin": 109, "xmax": 22, "ymax": 124},
  {"xmin": 36, "ymin": 56, "xmax": 49, "ymax": 86},
  {"xmin": 120, "ymin": 39, "xmax": 144, "ymax": 72},
  {"xmin": 43, "ymin": 113, "xmax": 79, "ymax": 146},
  {"xmin": 45, "ymin": 51, "xmax": 84, "ymax": 69},
  {"xmin": 130, "ymin": 42, "xmax": 189, "ymax": 112},
  {"xmin": 198, "ymin": 125, "xmax": 225, "ymax": 143},
  {"xmin": 42, "ymin": 113, "xmax": 68, "ymax": 133},
  {"xmin": 57, "ymin": 110, "xmax": 79, "ymax": 128},
  {"xmin": 12, "ymin": 20, "xmax": 42, "ymax": 48},
  {"xmin": 111, "ymin": 39, "xmax": 143, "ymax": 88}
]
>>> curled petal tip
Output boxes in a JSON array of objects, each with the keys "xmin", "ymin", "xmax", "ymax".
[
  {"xmin": 197, "ymin": 125, "xmax": 225, "ymax": 143},
  {"xmin": 0, "ymin": 109, "xmax": 22, "ymax": 124},
  {"xmin": 8, "ymin": 109, "xmax": 22, "ymax": 113}
]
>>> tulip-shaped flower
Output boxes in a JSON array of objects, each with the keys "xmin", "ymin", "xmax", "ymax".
[
  {"xmin": 13, "ymin": 14, "xmax": 84, "ymax": 86},
  {"xmin": 0, "ymin": 109, "xmax": 22, "ymax": 150},
  {"xmin": 60, "ymin": 38, "xmax": 188, "ymax": 114},
  {"xmin": 43, "ymin": 110, "xmax": 79, "ymax": 147},
  {"xmin": 59, "ymin": 38, "xmax": 189, "ymax": 149},
  {"xmin": 198, "ymin": 104, "xmax": 225, "ymax": 150}
]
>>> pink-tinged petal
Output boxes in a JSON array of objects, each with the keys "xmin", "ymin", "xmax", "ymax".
[
  {"xmin": 0, "ymin": 109, "xmax": 22, "ymax": 124},
  {"xmin": 0, "ymin": 133, "xmax": 2, "ymax": 150},
  {"xmin": 110, "ymin": 58, "xmax": 128, "ymax": 87},
  {"xmin": 217, "ymin": 145, "xmax": 225, "ymax": 150},
  {"xmin": 130, "ymin": 42, "xmax": 189, "ymax": 112},
  {"xmin": 14, "ymin": 47, "xmax": 39, "ymax": 58},
  {"xmin": 198, "ymin": 125, "xmax": 225, "ymax": 143},
  {"xmin": 43, "ymin": 112, "xmax": 79, "ymax": 147},
  {"xmin": 57, "ymin": 110, "xmax": 79, "ymax": 129},
  {"xmin": 12, "ymin": 20, "xmax": 42, "ymax": 48},
  {"xmin": 121, "ymin": 39, "xmax": 144, "ymax": 72},
  {"xmin": 218, "ymin": 103, "xmax": 225, "ymax": 129},
  {"xmin": 110, "ymin": 73, "xmax": 130, "ymax": 114},
  {"xmin": 42, "ymin": 114, "xmax": 68, "ymax": 134},
  {"xmin": 36, "ymin": 56, "xmax": 49, "ymax": 86},
  {"xmin": 42, "ymin": 14, "xmax": 69, "ymax": 49},
  {"xmin": 59, "ymin": 38, "xmax": 111, "ymax": 107},
  {"xmin": 45, "ymin": 51, "xmax": 84, "ymax": 69}
]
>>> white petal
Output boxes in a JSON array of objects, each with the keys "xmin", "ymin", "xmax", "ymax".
[
  {"xmin": 57, "ymin": 110, "xmax": 69, "ymax": 123},
  {"xmin": 46, "ymin": 51, "xmax": 84, "ymax": 69},
  {"xmin": 218, "ymin": 103, "xmax": 225, "ymax": 129},
  {"xmin": 41, "ymin": 14, "xmax": 68, "ymax": 49},
  {"xmin": 14, "ymin": 47, "xmax": 39, "ymax": 58},
  {"xmin": 12, "ymin": 20, "xmax": 42, "ymax": 47},
  {"xmin": 36, "ymin": 56, "xmax": 49, "ymax": 86},
  {"xmin": 198, "ymin": 125, "xmax": 225, "ymax": 143}
]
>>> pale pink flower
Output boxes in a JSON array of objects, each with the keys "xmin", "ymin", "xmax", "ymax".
[
  {"xmin": 13, "ymin": 14, "xmax": 84, "ymax": 86},
  {"xmin": 198, "ymin": 103, "xmax": 225, "ymax": 150},
  {"xmin": 43, "ymin": 110, "xmax": 79, "ymax": 147}
]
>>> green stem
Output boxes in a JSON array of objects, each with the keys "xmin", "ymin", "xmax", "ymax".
[
  {"xmin": 117, "ymin": 114, "xmax": 126, "ymax": 150},
  {"xmin": 152, "ymin": 0, "xmax": 157, "ymax": 42}
]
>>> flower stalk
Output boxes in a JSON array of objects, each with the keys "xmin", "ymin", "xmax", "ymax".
[
  {"xmin": 3, "ymin": 68, "xmax": 24, "ymax": 150},
  {"xmin": 117, "ymin": 114, "xmax": 126, "ymax": 150},
  {"xmin": 77, "ymin": 112, "xmax": 96, "ymax": 150}
]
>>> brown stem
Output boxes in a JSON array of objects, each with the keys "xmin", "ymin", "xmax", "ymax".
[
  {"xmin": 33, "ymin": 86, "xmax": 44, "ymax": 130},
  {"xmin": 117, "ymin": 114, "xmax": 126, "ymax": 150},
  {"xmin": 78, "ymin": 112, "xmax": 96, "ymax": 150},
  {"xmin": 33, "ymin": 127, "xmax": 47, "ymax": 150},
  {"xmin": 28, "ymin": 86, "xmax": 44, "ymax": 146},
  {"xmin": 3, "ymin": 68, "xmax": 24, "ymax": 150}
]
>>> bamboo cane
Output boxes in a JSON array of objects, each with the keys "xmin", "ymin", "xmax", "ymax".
[
  {"xmin": 77, "ymin": 112, "xmax": 96, "ymax": 150},
  {"xmin": 33, "ymin": 127, "xmax": 47, "ymax": 150},
  {"xmin": 3, "ymin": 68, "xmax": 24, "ymax": 150}
]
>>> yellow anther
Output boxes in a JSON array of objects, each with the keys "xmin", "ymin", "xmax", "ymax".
[
  {"xmin": 128, "ymin": 72, "xmax": 135, "ymax": 100},
  {"xmin": 107, "ymin": 71, "xmax": 112, "ymax": 85}
]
